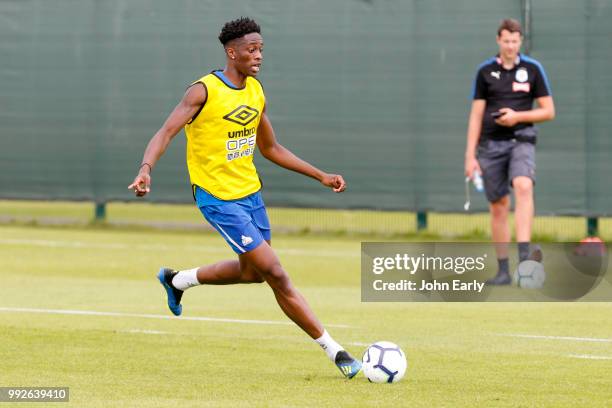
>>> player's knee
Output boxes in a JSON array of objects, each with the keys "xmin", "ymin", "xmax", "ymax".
[
  {"xmin": 262, "ymin": 264, "xmax": 291, "ymax": 292},
  {"xmin": 249, "ymin": 273, "xmax": 265, "ymax": 284},
  {"xmin": 244, "ymin": 270, "xmax": 265, "ymax": 283},
  {"xmin": 513, "ymin": 177, "xmax": 533, "ymax": 196},
  {"xmin": 490, "ymin": 197, "xmax": 510, "ymax": 218},
  {"xmin": 240, "ymin": 264, "xmax": 265, "ymax": 284}
]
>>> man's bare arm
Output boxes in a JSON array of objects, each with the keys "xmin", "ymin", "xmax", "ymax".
[
  {"xmin": 465, "ymin": 99, "xmax": 486, "ymax": 178},
  {"xmin": 256, "ymin": 111, "xmax": 346, "ymax": 192},
  {"xmin": 128, "ymin": 84, "xmax": 207, "ymax": 196},
  {"xmin": 496, "ymin": 96, "xmax": 555, "ymax": 127}
]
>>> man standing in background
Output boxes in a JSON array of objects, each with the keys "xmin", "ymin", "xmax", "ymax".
[{"xmin": 464, "ymin": 19, "xmax": 555, "ymax": 285}]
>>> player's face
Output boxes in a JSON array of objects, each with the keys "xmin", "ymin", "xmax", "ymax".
[
  {"xmin": 496, "ymin": 30, "xmax": 522, "ymax": 60},
  {"xmin": 230, "ymin": 33, "xmax": 263, "ymax": 77}
]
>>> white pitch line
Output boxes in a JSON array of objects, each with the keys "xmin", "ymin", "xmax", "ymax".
[
  {"xmin": 347, "ymin": 342, "xmax": 371, "ymax": 347},
  {"xmin": 0, "ymin": 238, "xmax": 359, "ymax": 258},
  {"xmin": 567, "ymin": 354, "xmax": 612, "ymax": 361},
  {"xmin": 122, "ymin": 329, "xmax": 169, "ymax": 335},
  {"xmin": 501, "ymin": 334, "xmax": 612, "ymax": 343},
  {"xmin": 0, "ymin": 307, "xmax": 352, "ymax": 329},
  {"xmin": 0, "ymin": 238, "xmax": 127, "ymax": 249}
]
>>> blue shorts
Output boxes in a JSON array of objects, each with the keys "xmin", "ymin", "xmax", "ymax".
[{"xmin": 195, "ymin": 186, "xmax": 271, "ymax": 254}]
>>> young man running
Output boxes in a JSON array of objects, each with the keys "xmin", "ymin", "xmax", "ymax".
[{"xmin": 128, "ymin": 17, "xmax": 361, "ymax": 379}]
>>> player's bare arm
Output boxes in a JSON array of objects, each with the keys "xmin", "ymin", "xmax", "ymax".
[
  {"xmin": 128, "ymin": 84, "xmax": 207, "ymax": 196},
  {"xmin": 256, "ymin": 111, "xmax": 346, "ymax": 193},
  {"xmin": 495, "ymin": 95, "xmax": 555, "ymax": 127},
  {"xmin": 464, "ymin": 99, "xmax": 486, "ymax": 178}
]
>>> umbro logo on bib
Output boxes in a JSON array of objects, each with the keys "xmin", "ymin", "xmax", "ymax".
[{"xmin": 223, "ymin": 105, "xmax": 259, "ymax": 126}]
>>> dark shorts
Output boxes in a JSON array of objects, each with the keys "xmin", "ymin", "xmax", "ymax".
[
  {"xmin": 477, "ymin": 139, "xmax": 536, "ymax": 203},
  {"xmin": 195, "ymin": 186, "xmax": 271, "ymax": 254}
]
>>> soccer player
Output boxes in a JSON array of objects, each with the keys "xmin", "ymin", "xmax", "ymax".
[
  {"xmin": 464, "ymin": 19, "xmax": 555, "ymax": 285},
  {"xmin": 128, "ymin": 17, "xmax": 361, "ymax": 378}
]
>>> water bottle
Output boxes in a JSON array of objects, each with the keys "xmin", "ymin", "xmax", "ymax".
[{"xmin": 472, "ymin": 171, "xmax": 484, "ymax": 192}]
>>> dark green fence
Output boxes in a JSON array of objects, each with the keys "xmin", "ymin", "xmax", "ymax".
[{"xmin": 1, "ymin": 0, "xmax": 610, "ymax": 216}]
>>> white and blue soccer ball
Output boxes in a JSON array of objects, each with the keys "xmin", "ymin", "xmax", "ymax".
[
  {"xmin": 514, "ymin": 260, "xmax": 546, "ymax": 289},
  {"xmin": 362, "ymin": 341, "xmax": 407, "ymax": 383}
]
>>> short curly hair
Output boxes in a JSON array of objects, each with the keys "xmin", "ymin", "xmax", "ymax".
[{"xmin": 218, "ymin": 17, "xmax": 261, "ymax": 45}]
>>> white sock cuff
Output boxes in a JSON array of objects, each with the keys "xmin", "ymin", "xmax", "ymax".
[
  {"xmin": 315, "ymin": 329, "xmax": 330, "ymax": 343},
  {"xmin": 171, "ymin": 267, "xmax": 200, "ymax": 291},
  {"xmin": 315, "ymin": 330, "xmax": 343, "ymax": 361}
]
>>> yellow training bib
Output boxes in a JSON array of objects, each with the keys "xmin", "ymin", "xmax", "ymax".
[{"xmin": 185, "ymin": 71, "xmax": 265, "ymax": 200}]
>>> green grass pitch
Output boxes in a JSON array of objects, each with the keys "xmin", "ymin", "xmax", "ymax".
[{"xmin": 1, "ymin": 224, "xmax": 611, "ymax": 407}]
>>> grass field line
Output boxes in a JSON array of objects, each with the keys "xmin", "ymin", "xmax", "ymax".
[
  {"xmin": 0, "ymin": 238, "xmax": 359, "ymax": 258},
  {"xmin": 567, "ymin": 354, "xmax": 612, "ymax": 360},
  {"xmin": 0, "ymin": 307, "xmax": 353, "ymax": 329},
  {"xmin": 501, "ymin": 333, "xmax": 612, "ymax": 343},
  {"xmin": 347, "ymin": 341, "xmax": 371, "ymax": 347},
  {"xmin": 122, "ymin": 329, "xmax": 170, "ymax": 335}
]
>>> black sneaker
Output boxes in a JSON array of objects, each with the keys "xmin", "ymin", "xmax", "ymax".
[
  {"xmin": 157, "ymin": 267, "xmax": 183, "ymax": 316},
  {"xmin": 334, "ymin": 350, "xmax": 362, "ymax": 379},
  {"xmin": 485, "ymin": 272, "xmax": 512, "ymax": 285}
]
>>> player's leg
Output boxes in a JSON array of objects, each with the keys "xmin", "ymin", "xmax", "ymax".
[
  {"xmin": 173, "ymin": 256, "xmax": 265, "ymax": 287},
  {"xmin": 490, "ymin": 195, "xmax": 511, "ymax": 255},
  {"xmin": 158, "ymin": 251, "xmax": 265, "ymax": 315},
  {"xmin": 241, "ymin": 242, "xmax": 361, "ymax": 378},
  {"xmin": 488, "ymin": 196, "xmax": 512, "ymax": 284},
  {"xmin": 157, "ymin": 201, "xmax": 267, "ymax": 316},
  {"xmin": 200, "ymin": 258, "xmax": 265, "ymax": 284},
  {"xmin": 510, "ymin": 142, "xmax": 540, "ymax": 263},
  {"xmin": 240, "ymin": 201, "xmax": 330, "ymax": 341},
  {"xmin": 512, "ymin": 176, "xmax": 534, "ymax": 258},
  {"xmin": 242, "ymin": 241, "xmax": 322, "ymax": 336},
  {"xmin": 478, "ymin": 140, "xmax": 512, "ymax": 284}
]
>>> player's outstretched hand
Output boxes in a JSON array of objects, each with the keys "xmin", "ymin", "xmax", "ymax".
[
  {"xmin": 128, "ymin": 173, "xmax": 151, "ymax": 197},
  {"xmin": 321, "ymin": 173, "xmax": 346, "ymax": 193}
]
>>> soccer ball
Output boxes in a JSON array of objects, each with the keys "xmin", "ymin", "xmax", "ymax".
[
  {"xmin": 362, "ymin": 341, "xmax": 407, "ymax": 383},
  {"xmin": 514, "ymin": 260, "xmax": 545, "ymax": 289}
]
